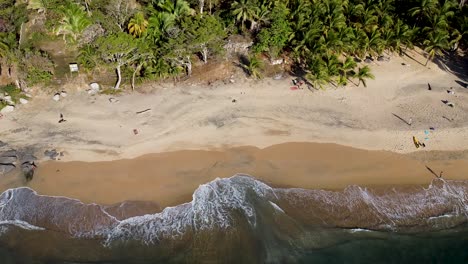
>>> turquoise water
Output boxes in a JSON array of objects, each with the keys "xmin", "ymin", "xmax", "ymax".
[{"xmin": 0, "ymin": 175, "xmax": 466, "ymax": 263}]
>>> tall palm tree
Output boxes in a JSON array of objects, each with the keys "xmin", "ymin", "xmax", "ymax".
[
  {"xmin": 128, "ymin": 12, "xmax": 149, "ymax": 38},
  {"xmin": 231, "ymin": 0, "xmax": 259, "ymax": 30},
  {"xmin": 423, "ymin": 30, "xmax": 449, "ymax": 66},
  {"xmin": 356, "ymin": 65, "xmax": 374, "ymax": 87}
]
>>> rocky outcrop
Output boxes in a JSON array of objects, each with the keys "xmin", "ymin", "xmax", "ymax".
[{"xmin": 0, "ymin": 141, "xmax": 37, "ymax": 180}]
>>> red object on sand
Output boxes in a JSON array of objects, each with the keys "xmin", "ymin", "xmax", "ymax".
[
  {"xmin": 133, "ymin": 129, "xmax": 139, "ymax": 135},
  {"xmin": 290, "ymin": 86, "xmax": 299, "ymax": 90}
]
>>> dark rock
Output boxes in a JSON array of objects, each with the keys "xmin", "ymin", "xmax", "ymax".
[
  {"xmin": 0, "ymin": 164, "xmax": 16, "ymax": 174},
  {"xmin": 1, "ymin": 149, "xmax": 17, "ymax": 157},
  {"xmin": 20, "ymin": 153, "xmax": 37, "ymax": 163},
  {"xmin": 0, "ymin": 141, "xmax": 6, "ymax": 148},
  {"xmin": 364, "ymin": 58, "xmax": 372, "ymax": 63},
  {"xmin": 44, "ymin": 149, "xmax": 59, "ymax": 160},
  {"xmin": 0, "ymin": 156, "xmax": 17, "ymax": 164},
  {"xmin": 21, "ymin": 162, "xmax": 36, "ymax": 181},
  {"xmin": 377, "ymin": 56, "xmax": 390, "ymax": 62}
]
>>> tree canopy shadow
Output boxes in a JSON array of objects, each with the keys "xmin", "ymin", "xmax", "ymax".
[{"xmin": 433, "ymin": 50, "xmax": 468, "ymax": 83}]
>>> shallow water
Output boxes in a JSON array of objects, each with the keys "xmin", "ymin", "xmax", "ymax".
[{"xmin": 0, "ymin": 175, "xmax": 467, "ymax": 263}]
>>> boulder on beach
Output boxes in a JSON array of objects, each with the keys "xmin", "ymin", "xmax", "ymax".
[
  {"xmin": 19, "ymin": 98, "xmax": 28, "ymax": 104},
  {"xmin": 53, "ymin": 93, "xmax": 60, "ymax": 101},
  {"xmin": 44, "ymin": 149, "xmax": 60, "ymax": 160},
  {"xmin": 0, "ymin": 105, "xmax": 15, "ymax": 113}
]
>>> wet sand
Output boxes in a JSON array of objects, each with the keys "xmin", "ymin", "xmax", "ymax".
[{"xmin": 1, "ymin": 142, "xmax": 467, "ymax": 207}]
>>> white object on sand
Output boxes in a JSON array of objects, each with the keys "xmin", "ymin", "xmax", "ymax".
[
  {"xmin": 53, "ymin": 94, "xmax": 60, "ymax": 101},
  {"xmin": 19, "ymin": 98, "xmax": 28, "ymax": 104},
  {"xmin": 60, "ymin": 91, "xmax": 68, "ymax": 97},
  {"xmin": 0, "ymin": 105, "xmax": 15, "ymax": 113}
]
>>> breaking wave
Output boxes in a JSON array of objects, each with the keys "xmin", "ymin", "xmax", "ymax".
[{"xmin": 0, "ymin": 175, "xmax": 467, "ymax": 263}]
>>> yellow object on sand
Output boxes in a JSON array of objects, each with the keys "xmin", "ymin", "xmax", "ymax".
[{"xmin": 413, "ymin": 136, "xmax": 420, "ymax": 148}]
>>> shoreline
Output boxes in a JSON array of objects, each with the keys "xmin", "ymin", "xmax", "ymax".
[
  {"xmin": 0, "ymin": 50, "xmax": 467, "ymax": 208},
  {"xmin": 1, "ymin": 142, "xmax": 467, "ymax": 207}
]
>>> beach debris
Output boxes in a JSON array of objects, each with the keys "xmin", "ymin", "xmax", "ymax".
[
  {"xmin": 408, "ymin": 118, "xmax": 413, "ymax": 126},
  {"xmin": 427, "ymin": 83, "xmax": 432, "ymax": 90},
  {"xmin": 425, "ymin": 165, "xmax": 440, "ymax": 178},
  {"xmin": 447, "ymin": 90, "xmax": 455, "ymax": 95},
  {"xmin": 442, "ymin": 115, "xmax": 453, "ymax": 122},
  {"xmin": 273, "ymin": 73, "xmax": 283, "ymax": 80},
  {"xmin": 136, "ymin": 108, "xmax": 151, "ymax": 114},
  {"xmin": 44, "ymin": 149, "xmax": 60, "ymax": 160},
  {"xmin": 290, "ymin": 86, "xmax": 299, "ymax": 90},
  {"xmin": 429, "ymin": 127, "xmax": 435, "ymax": 131},
  {"xmin": 232, "ymin": 99, "xmax": 237, "ymax": 103},
  {"xmin": 412, "ymin": 136, "xmax": 425, "ymax": 148},
  {"xmin": 19, "ymin": 98, "xmax": 28, "ymax": 104},
  {"xmin": 53, "ymin": 93, "xmax": 60, "ymax": 101},
  {"xmin": 60, "ymin": 91, "xmax": 68, "ymax": 97},
  {"xmin": 0, "ymin": 105, "xmax": 14, "ymax": 113},
  {"xmin": 442, "ymin": 100, "xmax": 454, "ymax": 107},
  {"xmin": 109, "ymin": 98, "xmax": 119, "ymax": 103},
  {"xmin": 392, "ymin": 113, "xmax": 412, "ymax": 126},
  {"xmin": 133, "ymin": 129, "xmax": 139, "ymax": 135},
  {"xmin": 401, "ymin": 62, "xmax": 410, "ymax": 67},
  {"xmin": 58, "ymin": 113, "xmax": 67, "ymax": 123}
]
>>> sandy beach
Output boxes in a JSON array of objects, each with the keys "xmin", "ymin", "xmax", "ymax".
[{"xmin": 0, "ymin": 50, "xmax": 467, "ymax": 206}]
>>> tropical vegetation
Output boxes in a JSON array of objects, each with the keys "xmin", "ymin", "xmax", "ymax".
[{"xmin": 0, "ymin": 0, "xmax": 467, "ymax": 91}]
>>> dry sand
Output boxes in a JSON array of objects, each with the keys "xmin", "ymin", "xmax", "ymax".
[{"xmin": 0, "ymin": 50, "xmax": 467, "ymax": 206}]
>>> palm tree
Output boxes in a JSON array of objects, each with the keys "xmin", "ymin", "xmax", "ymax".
[
  {"xmin": 78, "ymin": 44, "xmax": 99, "ymax": 71},
  {"xmin": 146, "ymin": 12, "xmax": 175, "ymax": 45},
  {"xmin": 390, "ymin": 19, "xmax": 411, "ymax": 55},
  {"xmin": 409, "ymin": 0, "xmax": 437, "ymax": 24},
  {"xmin": 128, "ymin": 12, "xmax": 149, "ymax": 38},
  {"xmin": 340, "ymin": 56, "xmax": 357, "ymax": 85},
  {"xmin": 244, "ymin": 55, "xmax": 263, "ymax": 79},
  {"xmin": 356, "ymin": 65, "xmax": 374, "ymax": 87},
  {"xmin": 231, "ymin": 0, "xmax": 259, "ymax": 30},
  {"xmin": 55, "ymin": 3, "xmax": 91, "ymax": 44},
  {"xmin": 423, "ymin": 30, "xmax": 449, "ymax": 66},
  {"xmin": 155, "ymin": 0, "xmax": 194, "ymax": 18}
]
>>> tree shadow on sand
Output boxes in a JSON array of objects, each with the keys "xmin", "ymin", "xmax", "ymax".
[{"xmin": 433, "ymin": 50, "xmax": 468, "ymax": 85}]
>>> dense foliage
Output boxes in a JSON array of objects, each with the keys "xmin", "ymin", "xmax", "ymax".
[{"xmin": 0, "ymin": 0, "xmax": 467, "ymax": 89}]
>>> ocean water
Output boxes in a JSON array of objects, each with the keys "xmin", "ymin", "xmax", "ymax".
[{"xmin": 0, "ymin": 175, "xmax": 467, "ymax": 263}]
